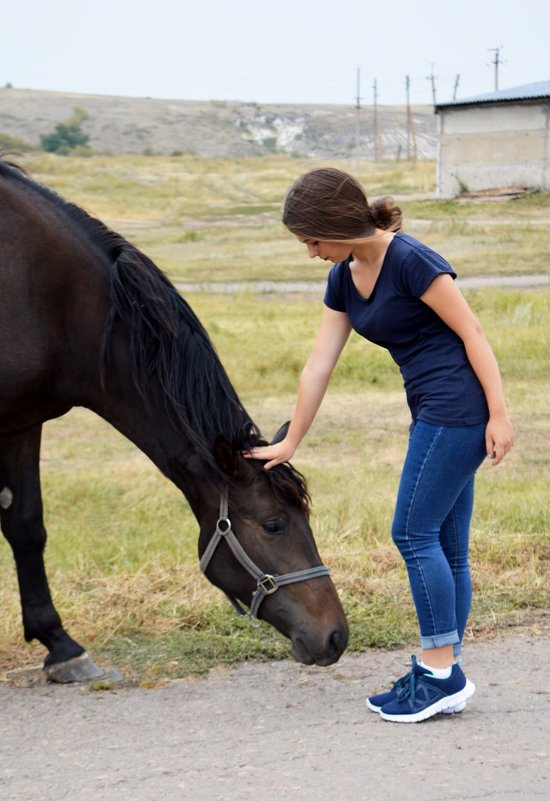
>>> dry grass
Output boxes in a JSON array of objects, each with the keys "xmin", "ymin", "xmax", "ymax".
[
  {"xmin": 18, "ymin": 153, "xmax": 550, "ymax": 284},
  {"xmin": 0, "ymin": 155, "xmax": 548, "ymax": 680},
  {"xmin": 1, "ymin": 289, "xmax": 548, "ymax": 679}
]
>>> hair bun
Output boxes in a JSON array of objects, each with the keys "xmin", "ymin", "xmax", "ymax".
[{"xmin": 369, "ymin": 196, "xmax": 402, "ymax": 232}]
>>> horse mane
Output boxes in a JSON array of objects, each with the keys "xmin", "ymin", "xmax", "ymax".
[{"xmin": 0, "ymin": 158, "xmax": 310, "ymax": 513}]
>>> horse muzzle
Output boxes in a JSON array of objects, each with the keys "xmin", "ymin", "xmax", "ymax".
[{"xmin": 290, "ymin": 620, "xmax": 349, "ymax": 666}]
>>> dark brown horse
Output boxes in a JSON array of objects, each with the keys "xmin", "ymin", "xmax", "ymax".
[{"xmin": 0, "ymin": 159, "xmax": 348, "ymax": 682}]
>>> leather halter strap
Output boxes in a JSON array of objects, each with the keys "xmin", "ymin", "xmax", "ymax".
[{"xmin": 199, "ymin": 485, "xmax": 330, "ymax": 618}]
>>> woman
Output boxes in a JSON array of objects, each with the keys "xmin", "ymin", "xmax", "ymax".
[{"xmin": 244, "ymin": 168, "xmax": 514, "ymax": 723}]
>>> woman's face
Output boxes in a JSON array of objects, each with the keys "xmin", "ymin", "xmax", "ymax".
[{"xmin": 296, "ymin": 236, "xmax": 351, "ymax": 264}]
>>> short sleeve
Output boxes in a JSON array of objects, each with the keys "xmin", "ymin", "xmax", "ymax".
[
  {"xmin": 323, "ymin": 262, "xmax": 347, "ymax": 312},
  {"xmin": 400, "ymin": 245, "xmax": 457, "ymax": 298}
]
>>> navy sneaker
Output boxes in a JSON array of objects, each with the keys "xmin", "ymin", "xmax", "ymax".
[
  {"xmin": 377, "ymin": 655, "xmax": 475, "ymax": 723},
  {"xmin": 366, "ymin": 673, "xmax": 410, "ymax": 713},
  {"xmin": 366, "ymin": 656, "xmax": 471, "ymax": 715},
  {"xmin": 367, "ymin": 661, "xmax": 467, "ymax": 715}
]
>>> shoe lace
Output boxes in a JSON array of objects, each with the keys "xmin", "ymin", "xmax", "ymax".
[{"xmin": 395, "ymin": 655, "xmax": 418, "ymax": 702}]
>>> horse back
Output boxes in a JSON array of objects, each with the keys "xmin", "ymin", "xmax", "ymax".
[{"xmin": 0, "ymin": 166, "xmax": 110, "ymax": 430}]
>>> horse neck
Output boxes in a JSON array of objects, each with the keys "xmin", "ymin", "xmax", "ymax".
[{"xmin": 85, "ymin": 358, "xmax": 219, "ymax": 524}]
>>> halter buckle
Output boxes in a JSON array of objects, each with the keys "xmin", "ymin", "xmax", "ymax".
[
  {"xmin": 216, "ymin": 517, "xmax": 231, "ymax": 534},
  {"xmin": 257, "ymin": 574, "xmax": 278, "ymax": 595}
]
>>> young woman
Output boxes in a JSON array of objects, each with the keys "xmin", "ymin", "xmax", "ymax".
[{"xmin": 244, "ymin": 168, "xmax": 514, "ymax": 723}]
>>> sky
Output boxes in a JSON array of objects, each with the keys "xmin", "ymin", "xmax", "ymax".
[{"xmin": 2, "ymin": 0, "xmax": 549, "ymax": 107}]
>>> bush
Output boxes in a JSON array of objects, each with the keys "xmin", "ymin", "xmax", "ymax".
[{"xmin": 40, "ymin": 107, "xmax": 91, "ymax": 154}]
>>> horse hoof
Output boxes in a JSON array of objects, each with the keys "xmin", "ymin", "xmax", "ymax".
[{"xmin": 45, "ymin": 652, "xmax": 123, "ymax": 684}]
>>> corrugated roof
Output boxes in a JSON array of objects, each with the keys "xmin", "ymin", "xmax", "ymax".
[{"xmin": 435, "ymin": 81, "xmax": 550, "ymax": 111}]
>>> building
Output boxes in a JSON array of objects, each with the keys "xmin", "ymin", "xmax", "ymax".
[{"xmin": 434, "ymin": 81, "xmax": 550, "ymax": 197}]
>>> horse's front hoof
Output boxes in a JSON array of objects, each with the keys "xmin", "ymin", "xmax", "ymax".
[{"xmin": 45, "ymin": 652, "xmax": 123, "ymax": 684}]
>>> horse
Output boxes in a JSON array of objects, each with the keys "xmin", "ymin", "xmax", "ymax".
[{"xmin": 0, "ymin": 159, "xmax": 348, "ymax": 682}]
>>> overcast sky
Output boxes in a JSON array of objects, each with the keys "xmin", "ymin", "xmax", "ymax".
[{"xmin": 3, "ymin": 0, "xmax": 548, "ymax": 106}]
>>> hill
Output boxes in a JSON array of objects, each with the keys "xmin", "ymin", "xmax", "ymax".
[{"xmin": 0, "ymin": 87, "xmax": 437, "ymax": 159}]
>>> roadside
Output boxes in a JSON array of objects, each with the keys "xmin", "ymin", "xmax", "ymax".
[
  {"xmin": 175, "ymin": 273, "xmax": 550, "ymax": 295},
  {"xmin": 1, "ymin": 622, "xmax": 548, "ymax": 801}
]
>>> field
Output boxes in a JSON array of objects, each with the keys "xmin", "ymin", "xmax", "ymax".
[{"xmin": 0, "ymin": 154, "xmax": 548, "ymax": 683}]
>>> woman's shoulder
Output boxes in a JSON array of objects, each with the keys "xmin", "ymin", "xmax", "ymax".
[
  {"xmin": 391, "ymin": 233, "xmax": 454, "ymax": 272},
  {"xmin": 386, "ymin": 234, "xmax": 456, "ymax": 297},
  {"xmin": 391, "ymin": 232, "xmax": 438, "ymax": 257}
]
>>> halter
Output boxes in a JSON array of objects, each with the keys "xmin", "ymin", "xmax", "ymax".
[{"xmin": 199, "ymin": 485, "xmax": 331, "ymax": 618}]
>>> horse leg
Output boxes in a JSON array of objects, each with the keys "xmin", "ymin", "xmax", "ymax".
[{"xmin": 0, "ymin": 425, "xmax": 107, "ymax": 682}]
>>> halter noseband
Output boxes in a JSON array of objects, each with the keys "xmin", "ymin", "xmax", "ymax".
[{"xmin": 199, "ymin": 485, "xmax": 331, "ymax": 618}]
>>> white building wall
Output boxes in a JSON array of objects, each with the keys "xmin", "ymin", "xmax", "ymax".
[{"xmin": 437, "ymin": 101, "xmax": 550, "ymax": 197}]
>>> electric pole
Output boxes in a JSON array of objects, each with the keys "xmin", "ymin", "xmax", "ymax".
[
  {"xmin": 426, "ymin": 63, "xmax": 438, "ymax": 106},
  {"xmin": 453, "ymin": 74, "xmax": 460, "ymax": 100},
  {"xmin": 405, "ymin": 75, "xmax": 417, "ymax": 162},
  {"xmin": 405, "ymin": 75, "xmax": 411, "ymax": 160},
  {"xmin": 373, "ymin": 78, "xmax": 380, "ymax": 162},
  {"xmin": 489, "ymin": 46, "xmax": 504, "ymax": 91},
  {"xmin": 355, "ymin": 67, "xmax": 361, "ymax": 170}
]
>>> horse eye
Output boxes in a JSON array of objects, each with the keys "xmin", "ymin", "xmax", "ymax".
[{"xmin": 262, "ymin": 520, "xmax": 285, "ymax": 536}]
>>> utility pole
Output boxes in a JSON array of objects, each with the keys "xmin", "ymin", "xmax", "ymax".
[
  {"xmin": 426, "ymin": 63, "xmax": 438, "ymax": 106},
  {"xmin": 373, "ymin": 78, "xmax": 380, "ymax": 162},
  {"xmin": 355, "ymin": 67, "xmax": 361, "ymax": 170},
  {"xmin": 405, "ymin": 75, "xmax": 411, "ymax": 159},
  {"xmin": 405, "ymin": 75, "xmax": 417, "ymax": 162},
  {"xmin": 489, "ymin": 46, "xmax": 504, "ymax": 91},
  {"xmin": 453, "ymin": 74, "xmax": 460, "ymax": 100}
]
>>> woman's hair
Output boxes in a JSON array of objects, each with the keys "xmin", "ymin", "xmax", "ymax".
[{"xmin": 282, "ymin": 167, "xmax": 402, "ymax": 240}]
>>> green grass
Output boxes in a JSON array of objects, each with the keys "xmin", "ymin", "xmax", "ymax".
[
  {"xmin": 1, "ymin": 154, "xmax": 549, "ymax": 683},
  {"xmin": 1, "ymin": 287, "xmax": 548, "ymax": 682},
  {"xmin": 18, "ymin": 153, "xmax": 550, "ymax": 283}
]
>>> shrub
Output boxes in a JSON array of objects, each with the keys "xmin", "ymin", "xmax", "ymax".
[{"xmin": 40, "ymin": 107, "xmax": 91, "ymax": 154}]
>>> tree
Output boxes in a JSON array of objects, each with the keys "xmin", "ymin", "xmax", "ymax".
[{"xmin": 40, "ymin": 107, "xmax": 91, "ymax": 154}]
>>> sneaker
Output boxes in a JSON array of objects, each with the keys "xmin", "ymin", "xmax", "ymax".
[
  {"xmin": 366, "ymin": 673, "xmax": 410, "ymax": 713},
  {"xmin": 366, "ymin": 661, "xmax": 467, "ymax": 715},
  {"xmin": 378, "ymin": 655, "xmax": 475, "ymax": 723}
]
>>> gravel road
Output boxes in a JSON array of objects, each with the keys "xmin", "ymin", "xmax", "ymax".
[{"xmin": 1, "ymin": 626, "xmax": 548, "ymax": 801}]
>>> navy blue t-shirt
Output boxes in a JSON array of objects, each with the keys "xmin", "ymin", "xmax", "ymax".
[{"xmin": 323, "ymin": 233, "xmax": 488, "ymax": 425}]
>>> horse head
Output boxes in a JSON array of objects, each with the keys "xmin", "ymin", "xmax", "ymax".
[{"xmin": 198, "ymin": 424, "xmax": 349, "ymax": 667}]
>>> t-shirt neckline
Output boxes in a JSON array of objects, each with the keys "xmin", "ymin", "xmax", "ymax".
[{"xmin": 346, "ymin": 232, "xmax": 400, "ymax": 302}]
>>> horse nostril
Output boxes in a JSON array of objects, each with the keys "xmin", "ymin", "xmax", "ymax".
[{"xmin": 326, "ymin": 626, "xmax": 346, "ymax": 658}]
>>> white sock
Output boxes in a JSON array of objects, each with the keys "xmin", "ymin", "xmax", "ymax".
[{"xmin": 419, "ymin": 660, "xmax": 452, "ymax": 679}]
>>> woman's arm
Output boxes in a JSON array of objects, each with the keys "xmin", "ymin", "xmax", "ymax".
[
  {"xmin": 421, "ymin": 274, "xmax": 514, "ymax": 465},
  {"xmin": 244, "ymin": 306, "xmax": 352, "ymax": 469}
]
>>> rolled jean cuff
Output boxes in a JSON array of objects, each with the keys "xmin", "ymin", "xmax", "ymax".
[{"xmin": 420, "ymin": 630, "xmax": 460, "ymax": 651}]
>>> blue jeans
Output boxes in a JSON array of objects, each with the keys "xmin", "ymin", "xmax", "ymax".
[{"xmin": 391, "ymin": 421, "xmax": 487, "ymax": 656}]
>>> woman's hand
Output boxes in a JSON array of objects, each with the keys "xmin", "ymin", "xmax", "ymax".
[
  {"xmin": 243, "ymin": 439, "xmax": 296, "ymax": 470},
  {"xmin": 485, "ymin": 413, "xmax": 515, "ymax": 466}
]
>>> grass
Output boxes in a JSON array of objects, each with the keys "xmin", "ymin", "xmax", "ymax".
[
  {"xmin": 18, "ymin": 152, "xmax": 550, "ymax": 283},
  {"xmin": 0, "ymin": 154, "xmax": 549, "ymax": 683}
]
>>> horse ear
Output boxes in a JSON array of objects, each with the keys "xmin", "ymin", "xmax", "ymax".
[
  {"xmin": 213, "ymin": 436, "xmax": 241, "ymax": 478},
  {"xmin": 271, "ymin": 421, "xmax": 291, "ymax": 445}
]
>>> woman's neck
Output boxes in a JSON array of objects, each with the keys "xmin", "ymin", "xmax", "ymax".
[{"xmin": 350, "ymin": 230, "xmax": 395, "ymax": 271}]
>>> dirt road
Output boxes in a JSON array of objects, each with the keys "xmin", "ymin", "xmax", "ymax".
[{"xmin": 1, "ymin": 626, "xmax": 548, "ymax": 801}]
